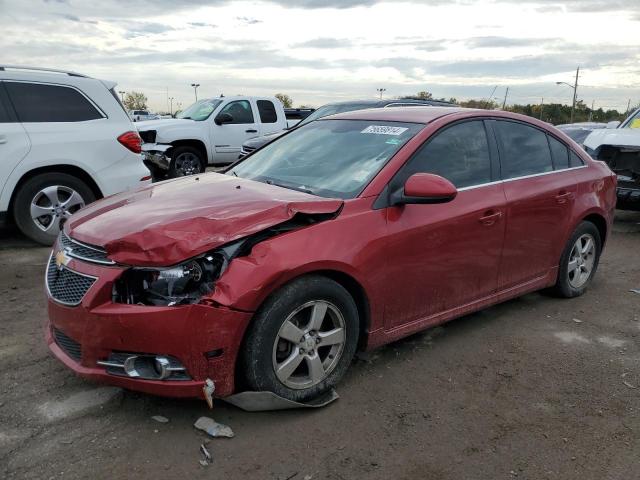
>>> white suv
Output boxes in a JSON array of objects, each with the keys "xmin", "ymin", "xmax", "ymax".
[{"xmin": 0, "ymin": 65, "xmax": 151, "ymax": 245}]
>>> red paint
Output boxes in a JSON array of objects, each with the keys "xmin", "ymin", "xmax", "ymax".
[
  {"xmin": 403, "ymin": 173, "xmax": 457, "ymax": 199},
  {"xmin": 47, "ymin": 108, "xmax": 616, "ymax": 399}
]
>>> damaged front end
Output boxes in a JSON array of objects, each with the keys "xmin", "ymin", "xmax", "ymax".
[
  {"xmin": 141, "ymin": 142, "xmax": 171, "ymax": 174},
  {"xmin": 587, "ymin": 144, "xmax": 640, "ymax": 209},
  {"xmin": 112, "ymin": 211, "xmax": 338, "ymax": 307}
]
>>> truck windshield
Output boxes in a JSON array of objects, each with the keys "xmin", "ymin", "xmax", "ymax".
[
  {"xmin": 228, "ymin": 119, "xmax": 423, "ymax": 199},
  {"xmin": 177, "ymin": 99, "xmax": 222, "ymax": 121}
]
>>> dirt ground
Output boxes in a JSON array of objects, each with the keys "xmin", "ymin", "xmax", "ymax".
[{"xmin": 1, "ymin": 212, "xmax": 639, "ymax": 480}]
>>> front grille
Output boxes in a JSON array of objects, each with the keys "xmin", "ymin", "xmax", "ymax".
[
  {"xmin": 53, "ymin": 327, "xmax": 82, "ymax": 362},
  {"xmin": 139, "ymin": 130, "xmax": 157, "ymax": 144},
  {"xmin": 46, "ymin": 254, "xmax": 97, "ymax": 306},
  {"xmin": 59, "ymin": 232, "xmax": 114, "ymax": 265}
]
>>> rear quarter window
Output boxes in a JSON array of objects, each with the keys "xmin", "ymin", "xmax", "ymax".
[
  {"xmin": 5, "ymin": 82, "xmax": 103, "ymax": 122},
  {"xmin": 548, "ymin": 135, "xmax": 570, "ymax": 169},
  {"xmin": 495, "ymin": 120, "xmax": 553, "ymax": 179},
  {"xmin": 257, "ymin": 100, "xmax": 278, "ymax": 123}
]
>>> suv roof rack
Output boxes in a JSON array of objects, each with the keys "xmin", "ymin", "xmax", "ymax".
[{"xmin": 0, "ymin": 65, "xmax": 88, "ymax": 78}]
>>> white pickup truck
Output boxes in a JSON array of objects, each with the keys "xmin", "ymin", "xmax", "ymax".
[{"xmin": 137, "ymin": 96, "xmax": 287, "ymax": 177}]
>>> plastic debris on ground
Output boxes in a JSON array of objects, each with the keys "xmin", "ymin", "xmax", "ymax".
[
  {"xmin": 194, "ymin": 416, "xmax": 235, "ymax": 438},
  {"xmin": 223, "ymin": 388, "xmax": 339, "ymax": 412},
  {"xmin": 151, "ymin": 415, "xmax": 169, "ymax": 423},
  {"xmin": 199, "ymin": 443, "xmax": 212, "ymax": 466}
]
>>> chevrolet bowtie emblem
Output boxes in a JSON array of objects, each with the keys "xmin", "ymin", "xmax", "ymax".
[{"xmin": 55, "ymin": 250, "xmax": 69, "ymax": 270}]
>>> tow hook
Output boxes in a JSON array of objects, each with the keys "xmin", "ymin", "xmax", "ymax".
[{"xmin": 203, "ymin": 378, "xmax": 215, "ymax": 409}]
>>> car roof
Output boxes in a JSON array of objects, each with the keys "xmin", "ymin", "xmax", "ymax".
[{"xmin": 325, "ymin": 106, "xmax": 468, "ymax": 124}]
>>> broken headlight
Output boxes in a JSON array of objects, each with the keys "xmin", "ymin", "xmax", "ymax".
[{"xmin": 113, "ymin": 253, "xmax": 225, "ymax": 306}]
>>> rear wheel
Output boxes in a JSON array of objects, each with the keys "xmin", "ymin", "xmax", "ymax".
[
  {"xmin": 169, "ymin": 146, "xmax": 205, "ymax": 177},
  {"xmin": 13, "ymin": 172, "xmax": 95, "ymax": 245},
  {"xmin": 242, "ymin": 276, "xmax": 359, "ymax": 402},
  {"xmin": 551, "ymin": 221, "xmax": 601, "ymax": 298}
]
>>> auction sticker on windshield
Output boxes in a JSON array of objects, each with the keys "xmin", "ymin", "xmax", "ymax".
[{"xmin": 361, "ymin": 125, "xmax": 409, "ymax": 135}]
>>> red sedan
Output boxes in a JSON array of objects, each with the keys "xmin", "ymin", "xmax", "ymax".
[{"xmin": 45, "ymin": 107, "xmax": 616, "ymax": 402}]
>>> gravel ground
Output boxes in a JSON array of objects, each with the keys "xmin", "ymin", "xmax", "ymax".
[{"xmin": 1, "ymin": 212, "xmax": 639, "ymax": 479}]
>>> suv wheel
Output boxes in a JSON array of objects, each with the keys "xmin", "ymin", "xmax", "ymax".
[
  {"xmin": 169, "ymin": 146, "xmax": 205, "ymax": 177},
  {"xmin": 242, "ymin": 276, "xmax": 359, "ymax": 402},
  {"xmin": 13, "ymin": 173, "xmax": 95, "ymax": 245}
]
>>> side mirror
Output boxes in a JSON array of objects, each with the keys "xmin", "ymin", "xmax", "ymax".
[
  {"xmin": 606, "ymin": 121, "xmax": 621, "ymax": 129},
  {"xmin": 391, "ymin": 173, "xmax": 458, "ymax": 205},
  {"xmin": 215, "ymin": 112, "xmax": 234, "ymax": 125}
]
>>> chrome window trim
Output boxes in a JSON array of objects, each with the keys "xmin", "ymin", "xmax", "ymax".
[
  {"xmin": 45, "ymin": 252, "xmax": 99, "ymax": 307},
  {"xmin": 456, "ymin": 165, "xmax": 588, "ymax": 192}
]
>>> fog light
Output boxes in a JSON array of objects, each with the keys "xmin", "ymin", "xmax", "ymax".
[{"xmin": 98, "ymin": 353, "xmax": 189, "ymax": 381}]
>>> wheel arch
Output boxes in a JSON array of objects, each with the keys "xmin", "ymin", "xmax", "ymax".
[
  {"xmin": 8, "ymin": 164, "xmax": 103, "ymax": 222},
  {"xmin": 581, "ymin": 212, "xmax": 608, "ymax": 248}
]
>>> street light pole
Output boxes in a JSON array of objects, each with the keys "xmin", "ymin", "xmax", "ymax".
[
  {"xmin": 118, "ymin": 90, "xmax": 125, "ymax": 102},
  {"xmin": 169, "ymin": 97, "xmax": 174, "ymax": 115},
  {"xmin": 556, "ymin": 66, "xmax": 580, "ymax": 123},
  {"xmin": 376, "ymin": 88, "xmax": 386, "ymax": 100},
  {"xmin": 190, "ymin": 83, "xmax": 200, "ymax": 102}
]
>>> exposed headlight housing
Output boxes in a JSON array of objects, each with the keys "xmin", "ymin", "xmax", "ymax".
[{"xmin": 113, "ymin": 241, "xmax": 244, "ymax": 306}]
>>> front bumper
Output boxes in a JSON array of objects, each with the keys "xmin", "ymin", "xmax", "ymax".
[{"xmin": 45, "ymin": 253, "xmax": 252, "ymax": 398}]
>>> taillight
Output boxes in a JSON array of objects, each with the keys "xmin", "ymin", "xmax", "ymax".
[{"xmin": 118, "ymin": 131, "xmax": 142, "ymax": 154}]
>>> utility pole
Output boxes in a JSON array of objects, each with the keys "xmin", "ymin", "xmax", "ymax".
[
  {"xmin": 502, "ymin": 87, "xmax": 509, "ymax": 110},
  {"xmin": 169, "ymin": 97, "xmax": 174, "ymax": 116},
  {"xmin": 376, "ymin": 88, "xmax": 386, "ymax": 99},
  {"xmin": 589, "ymin": 100, "xmax": 594, "ymax": 122},
  {"xmin": 626, "ymin": 99, "xmax": 631, "ymax": 115},
  {"xmin": 570, "ymin": 66, "xmax": 579, "ymax": 123},
  {"xmin": 539, "ymin": 97, "xmax": 544, "ymax": 120},
  {"xmin": 191, "ymin": 83, "xmax": 200, "ymax": 102}
]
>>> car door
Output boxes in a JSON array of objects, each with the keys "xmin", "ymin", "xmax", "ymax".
[
  {"xmin": 0, "ymin": 82, "xmax": 31, "ymax": 201},
  {"xmin": 212, "ymin": 100, "xmax": 259, "ymax": 163},
  {"xmin": 491, "ymin": 120, "xmax": 577, "ymax": 289},
  {"xmin": 383, "ymin": 120, "xmax": 507, "ymax": 329}
]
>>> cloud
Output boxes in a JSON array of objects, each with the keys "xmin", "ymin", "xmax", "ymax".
[
  {"xmin": 293, "ymin": 37, "xmax": 353, "ymax": 48},
  {"xmin": 124, "ymin": 22, "xmax": 175, "ymax": 38},
  {"xmin": 188, "ymin": 22, "xmax": 217, "ymax": 27},
  {"xmin": 465, "ymin": 36, "xmax": 561, "ymax": 48},
  {"xmin": 236, "ymin": 16, "xmax": 262, "ymax": 24}
]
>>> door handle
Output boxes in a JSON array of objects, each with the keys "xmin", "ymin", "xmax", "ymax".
[
  {"xmin": 555, "ymin": 191, "xmax": 573, "ymax": 204},
  {"xmin": 0, "ymin": 135, "xmax": 7, "ymax": 144},
  {"xmin": 478, "ymin": 210, "xmax": 502, "ymax": 226},
  {"xmin": 245, "ymin": 129, "xmax": 258, "ymax": 133}
]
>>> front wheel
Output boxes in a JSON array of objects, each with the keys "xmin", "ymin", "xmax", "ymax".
[
  {"xmin": 168, "ymin": 146, "xmax": 205, "ymax": 178},
  {"xmin": 551, "ymin": 221, "xmax": 602, "ymax": 298},
  {"xmin": 242, "ymin": 276, "xmax": 359, "ymax": 402}
]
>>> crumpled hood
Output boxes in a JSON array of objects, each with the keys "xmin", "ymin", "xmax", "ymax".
[
  {"xmin": 584, "ymin": 128, "xmax": 640, "ymax": 150},
  {"xmin": 65, "ymin": 173, "xmax": 343, "ymax": 266}
]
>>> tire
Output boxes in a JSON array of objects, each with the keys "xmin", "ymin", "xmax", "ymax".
[
  {"xmin": 551, "ymin": 221, "xmax": 602, "ymax": 298},
  {"xmin": 242, "ymin": 275, "xmax": 359, "ymax": 402},
  {"xmin": 13, "ymin": 172, "xmax": 96, "ymax": 246},
  {"xmin": 168, "ymin": 146, "xmax": 205, "ymax": 178}
]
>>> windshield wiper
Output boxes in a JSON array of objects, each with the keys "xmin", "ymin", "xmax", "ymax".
[{"xmin": 265, "ymin": 179, "xmax": 315, "ymax": 195}]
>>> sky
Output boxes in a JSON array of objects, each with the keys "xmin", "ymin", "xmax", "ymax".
[{"xmin": 0, "ymin": 0, "xmax": 638, "ymax": 113}]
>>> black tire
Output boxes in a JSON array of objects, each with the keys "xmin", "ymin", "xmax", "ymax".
[
  {"xmin": 13, "ymin": 172, "xmax": 95, "ymax": 246},
  {"xmin": 168, "ymin": 146, "xmax": 205, "ymax": 178},
  {"xmin": 551, "ymin": 221, "xmax": 602, "ymax": 298},
  {"xmin": 242, "ymin": 275, "xmax": 359, "ymax": 402}
]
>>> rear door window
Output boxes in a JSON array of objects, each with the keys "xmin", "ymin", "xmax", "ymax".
[
  {"xmin": 569, "ymin": 151, "xmax": 584, "ymax": 167},
  {"xmin": 5, "ymin": 82, "xmax": 103, "ymax": 122},
  {"xmin": 548, "ymin": 135, "xmax": 570, "ymax": 169},
  {"xmin": 495, "ymin": 120, "xmax": 553, "ymax": 179},
  {"xmin": 257, "ymin": 100, "xmax": 278, "ymax": 123},
  {"xmin": 402, "ymin": 120, "xmax": 492, "ymax": 188}
]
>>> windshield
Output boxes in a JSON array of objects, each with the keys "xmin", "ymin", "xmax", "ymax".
[
  {"xmin": 623, "ymin": 109, "xmax": 640, "ymax": 129},
  {"xmin": 296, "ymin": 102, "xmax": 377, "ymax": 127},
  {"xmin": 176, "ymin": 99, "xmax": 222, "ymax": 121},
  {"xmin": 228, "ymin": 119, "xmax": 423, "ymax": 199}
]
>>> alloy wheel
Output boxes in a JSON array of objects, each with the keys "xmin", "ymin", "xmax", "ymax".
[
  {"xmin": 30, "ymin": 185, "xmax": 85, "ymax": 234},
  {"xmin": 174, "ymin": 152, "xmax": 201, "ymax": 176},
  {"xmin": 567, "ymin": 233, "xmax": 596, "ymax": 288},
  {"xmin": 272, "ymin": 300, "xmax": 346, "ymax": 390}
]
